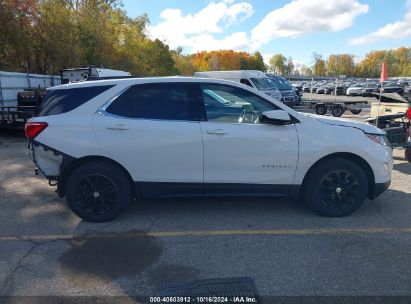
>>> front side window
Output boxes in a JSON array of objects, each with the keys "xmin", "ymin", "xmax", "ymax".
[
  {"xmin": 201, "ymin": 84, "xmax": 277, "ymax": 124},
  {"xmin": 106, "ymin": 83, "xmax": 195, "ymax": 121}
]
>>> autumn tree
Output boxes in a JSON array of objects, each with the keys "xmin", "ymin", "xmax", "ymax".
[
  {"xmin": 0, "ymin": 0, "xmax": 177, "ymax": 76},
  {"xmin": 312, "ymin": 53, "xmax": 326, "ymax": 76},
  {"xmin": 190, "ymin": 50, "xmax": 264, "ymax": 72}
]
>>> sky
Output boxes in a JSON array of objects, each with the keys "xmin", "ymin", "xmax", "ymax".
[{"xmin": 121, "ymin": 0, "xmax": 411, "ymax": 67}]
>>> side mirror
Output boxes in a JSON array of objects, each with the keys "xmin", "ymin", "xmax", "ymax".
[{"xmin": 260, "ymin": 110, "xmax": 292, "ymax": 125}]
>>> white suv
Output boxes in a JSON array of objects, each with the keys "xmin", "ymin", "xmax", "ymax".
[{"xmin": 26, "ymin": 77, "xmax": 393, "ymax": 222}]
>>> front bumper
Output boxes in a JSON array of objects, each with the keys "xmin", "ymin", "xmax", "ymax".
[{"xmin": 370, "ymin": 180, "xmax": 391, "ymax": 199}]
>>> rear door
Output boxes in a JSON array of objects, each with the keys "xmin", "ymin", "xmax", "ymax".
[{"xmin": 93, "ymin": 82, "xmax": 204, "ymax": 197}]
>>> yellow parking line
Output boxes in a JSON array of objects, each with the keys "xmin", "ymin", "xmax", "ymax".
[{"xmin": 1, "ymin": 226, "xmax": 411, "ymax": 242}]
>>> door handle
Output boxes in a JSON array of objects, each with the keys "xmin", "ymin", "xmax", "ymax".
[
  {"xmin": 206, "ymin": 129, "xmax": 227, "ymax": 135},
  {"xmin": 105, "ymin": 124, "xmax": 129, "ymax": 130}
]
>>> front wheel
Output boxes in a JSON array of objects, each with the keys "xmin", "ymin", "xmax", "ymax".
[
  {"xmin": 65, "ymin": 161, "xmax": 132, "ymax": 222},
  {"xmin": 303, "ymin": 158, "xmax": 368, "ymax": 217},
  {"xmin": 315, "ymin": 104, "xmax": 327, "ymax": 115},
  {"xmin": 331, "ymin": 105, "xmax": 344, "ymax": 117}
]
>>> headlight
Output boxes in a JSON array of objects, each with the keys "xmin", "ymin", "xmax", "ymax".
[{"xmin": 365, "ymin": 133, "xmax": 390, "ymax": 147}]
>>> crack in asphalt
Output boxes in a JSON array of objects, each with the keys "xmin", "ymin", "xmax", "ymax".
[
  {"xmin": 2, "ymin": 240, "xmax": 38, "ymax": 294},
  {"xmin": 1, "ymin": 238, "xmax": 64, "ymax": 294}
]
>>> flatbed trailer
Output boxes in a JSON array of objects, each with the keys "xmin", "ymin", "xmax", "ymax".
[
  {"xmin": 0, "ymin": 106, "xmax": 37, "ymax": 129},
  {"xmin": 308, "ymin": 100, "xmax": 367, "ymax": 117}
]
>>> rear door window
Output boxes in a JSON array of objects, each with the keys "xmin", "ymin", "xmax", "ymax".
[
  {"xmin": 105, "ymin": 83, "xmax": 200, "ymax": 121},
  {"xmin": 38, "ymin": 85, "xmax": 114, "ymax": 116}
]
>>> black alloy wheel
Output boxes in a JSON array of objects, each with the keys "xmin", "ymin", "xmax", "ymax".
[
  {"xmin": 74, "ymin": 174, "xmax": 118, "ymax": 216},
  {"xmin": 318, "ymin": 170, "xmax": 359, "ymax": 212},
  {"xmin": 66, "ymin": 161, "xmax": 132, "ymax": 222},
  {"xmin": 303, "ymin": 158, "xmax": 368, "ymax": 217}
]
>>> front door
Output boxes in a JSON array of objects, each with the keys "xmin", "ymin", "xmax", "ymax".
[{"xmin": 199, "ymin": 83, "xmax": 299, "ymax": 196}]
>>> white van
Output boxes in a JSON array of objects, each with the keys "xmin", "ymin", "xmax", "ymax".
[{"xmin": 194, "ymin": 70, "xmax": 282, "ymax": 101}]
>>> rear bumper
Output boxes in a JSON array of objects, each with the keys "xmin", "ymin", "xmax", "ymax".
[{"xmin": 370, "ymin": 180, "xmax": 391, "ymax": 199}]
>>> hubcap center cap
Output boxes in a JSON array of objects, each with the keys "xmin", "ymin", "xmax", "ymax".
[
  {"xmin": 335, "ymin": 187, "xmax": 342, "ymax": 194},
  {"xmin": 93, "ymin": 191, "xmax": 100, "ymax": 198}
]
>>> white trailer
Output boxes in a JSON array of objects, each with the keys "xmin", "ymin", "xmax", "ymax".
[
  {"xmin": 0, "ymin": 71, "xmax": 60, "ymax": 129},
  {"xmin": 61, "ymin": 67, "xmax": 131, "ymax": 84},
  {"xmin": 0, "ymin": 71, "xmax": 60, "ymax": 107}
]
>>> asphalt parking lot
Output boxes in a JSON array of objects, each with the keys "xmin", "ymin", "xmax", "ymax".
[{"xmin": 1, "ymin": 103, "xmax": 411, "ymax": 301}]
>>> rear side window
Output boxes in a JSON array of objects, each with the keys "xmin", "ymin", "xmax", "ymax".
[
  {"xmin": 38, "ymin": 85, "xmax": 114, "ymax": 116},
  {"xmin": 106, "ymin": 83, "xmax": 198, "ymax": 121}
]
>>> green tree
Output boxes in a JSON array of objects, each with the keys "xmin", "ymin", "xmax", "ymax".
[
  {"xmin": 252, "ymin": 52, "xmax": 266, "ymax": 71},
  {"xmin": 269, "ymin": 54, "xmax": 286, "ymax": 74}
]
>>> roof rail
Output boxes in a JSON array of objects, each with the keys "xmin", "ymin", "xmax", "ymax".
[{"xmin": 85, "ymin": 76, "xmax": 135, "ymax": 81}]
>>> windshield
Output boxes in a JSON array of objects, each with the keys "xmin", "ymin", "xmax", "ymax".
[
  {"xmin": 250, "ymin": 77, "xmax": 277, "ymax": 91},
  {"xmin": 273, "ymin": 77, "xmax": 293, "ymax": 91},
  {"xmin": 382, "ymin": 81, "xmax": 398, "ymax": 87},
  {"xmin": 365, "ymin": 83, "xmax": 379, "ymax": 88}
]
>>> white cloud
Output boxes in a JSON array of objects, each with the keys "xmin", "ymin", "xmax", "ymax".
[
  {"xmin": 262, "ymin": 53, "xmax": 273, "ymax": 65},
  {"xmin": 188, "ymin": 32, "xmax": 250, "ymax": 52},
  {"xmin": 147, "ymin": 0, "xmax": 253, "ymax": 51},
  {"xmin": 251, "ymin": 0, "xmax": 368, "ymax": 49},
  {"xmin": 350, "ymin": 0, "xmax": 411, "ymax": 45}
]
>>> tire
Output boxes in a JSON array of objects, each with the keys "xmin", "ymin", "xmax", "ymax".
[
  {"xmin": 315, "ymin": 104, "xmax": 327, "ymax": 115},
  {"xmin": 405, "ymin": 147, "xmax": 411, "ymax": 163},
  {"xmin": 303, "ymin": 158, "xmax": 368, "ymax": 217},
  {"xmin": 350, "ymin": 108, "xmax": 362, "ymax": 115},
  {"xmin": 65, "ymin": 161, "xmax": 132, "ymax": 222},
  {"xmin": 331, "ymin": 105, "xmax": 344, "ymax": 117}
]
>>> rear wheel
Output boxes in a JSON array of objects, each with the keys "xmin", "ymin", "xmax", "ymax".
[
  {"xmin": 65, "ymin": 161, "xmax": 132, "ymax": 222},
  {"xmin": 350, "ymin": 108, "xmax": 362, "ymax": 115},
  {"xmin": 315, "ymin": 104, "xmax": 327, "ymax": 115},
  {"xmin": 303, "ymin": 158, "xmax": 368, "ymax": 217}
]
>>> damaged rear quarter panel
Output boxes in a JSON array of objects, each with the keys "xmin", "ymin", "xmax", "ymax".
[{"xmin": 32, "ymin": 143, "xmax": 64, "ymax": 177}]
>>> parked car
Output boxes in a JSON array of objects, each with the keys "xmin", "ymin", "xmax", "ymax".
[
  {"xmin": 362, "ymin": 83, "xmax": 380, "ymax": 97},
  {"xmin": 331, "ymin": 85, "xmax": 347, "ymax": 96},
  {"xmin": 311, "ymin": 83, "xmax": 323, "ymax": 93},
  {"xmin": 303, "ymin": 84, "xmax": 312, "ymax": 92},
  {"xmin": 266, "ymin": 74, "xmax": 300, "ymax": 107},
  {"xmin": 26, "ymin": 77, "xmax": 393, "ymax": 222},
  {"xmin": 381, "ymin": 81, "xmax": 405, "ymax": 95},
  {"xmin": 346, "ymin": 83, "xmax": 364, "ymax": 96},
  {"xmin": 323, "ymin": 86, "xmax": 334, "ymax": 94},
  {"xmin": 398, "ymin": 80, "xmax": 410, "ymax": 93}
]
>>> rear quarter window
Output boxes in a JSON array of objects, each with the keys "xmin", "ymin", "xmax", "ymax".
[{"xmin": 38, "ymin": 85, "xmax": 114, "ymax": 116}]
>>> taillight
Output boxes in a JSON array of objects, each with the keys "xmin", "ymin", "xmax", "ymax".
[
  {"xmin": 406, "ymin": 107, "xmax": 411, "ymax": 120},
  {"xmin": 25, "ymin": 122, "xmax": 48, "ymax": 139}
]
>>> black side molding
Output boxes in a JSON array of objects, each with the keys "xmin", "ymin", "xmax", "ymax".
[{"xmin": 136, "ymin": 182, "xmax": 301, "ymax": 199}]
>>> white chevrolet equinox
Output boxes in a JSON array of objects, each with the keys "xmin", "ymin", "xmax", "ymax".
[{"xmin": 25, "ymin": 77, "xmax": 393, "ymax": 222}]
